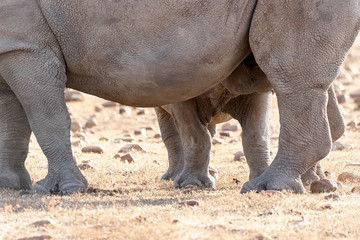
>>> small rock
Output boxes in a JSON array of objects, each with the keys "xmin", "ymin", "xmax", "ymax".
[
  {"xmin": 85, "ymin": 117, "xmax": 98, "ymax": 128},
  {"xmin": 310, "ymin": 179, "xmax": 337, "ymax": 193},
  {"xmin": 94, "ymin": 105, "xmax": 104, "ymax": 112},
  {"xmin": 17, "ymin": 235, "xmax": 52, "ymax": 240},
  {"xmin": 324, "ymin": 194, "xmax": 342, "ymax": 201},
  {"xmin": 221, "ymin": 123, "xmax": 239, "ymax": 132},
  {"xmin": 144, "ymin": 126, "xmax": 155, "ymax": 131},
  {"xmin": 252, "ymin": 233, "xmax": 272, "ymax": 240},
  {"xmin": 102, "ymin": 101, "xmax": 118, "ymax": 107},
  {"xmin": 154, "ymin": 133, "xmax": 161, "ymax": 138},
  {"xmin": 73, "ymin": 132, "xmax": 87, "ymax": 141},
  {"xmin": 99, "ymin": 137, "xmax": 109, "ymax": 141},
  {"xmin": 120, "ymin": 133, "xmax": 135, "ymax": 142},
  {"xmin": 119, "ymin": 107, "xmax": 132, "ymax": 115},
  {"xmin": 134, "ymin": 128, "xmax": 146, "ymax": 135},
  {"xmin": 234, "ymin": 151, "xmax": 245, "ymax": 161},
  {"xmin": 212, "ymin": 138, "xmax": 224, "ymax": 145},
  {"xmin": 31, "ymin": 220, "xmax": 52, "ymax": 227},
  {"xmin": 347, "ymin": 120, "xmax": 359, "ymax": 129},
  {"xmin": 64, "ymin": 89, "xmax": 85, "ymax": 102},
  {"xmin": 78, "ymin": 162, "xmax": 95, "ymax": 170},
  {"xmin": 338, "ymin": 172, "xmax": 360, "ymax": 183},
  {"xmin": 350, "ymin": 90, "xmax": 360, "ymax": 99},
  {"xmin": 336, "ymin": 93, "xmax": 347, "ymax": 104},
  {"xmin": 113, "ymin": 154, "xmax": 121, "ymax": 159},
  {"xmin": 208, "ymin": 167, "xmax": 218, "ymax": 180},
  {"xmin": 351, "ymin": 186, "xmax": 360, "ymax": 193},
  {"xmin": 228, "ymin": 138, "xmax": 240, "ymax": 144},
  {"xmin": 81, "ymin": 145, "xmax": 104, "ymax": 154},
  {"xmin": 119, "ymin": 143, "xmax": 147, "ymax": 153},
  {"xmin": 70, "ymin": 121, "xmax": 82, "ymax": 132},
  {"xmin": 113, "ymin": 138, "xmax": 123, "ymax": 143},
  {"xmin": 178, "ymin": 199, "xmax": 200, "ymax": 207},
  {"xmin": 219, "ymin": 131, "xmax": 233, "ymax": 137},
  {"xmin": 71, "ymin": 140, "xmax": 86, "ymax": 148},
  {"xmin": 137, "ymin": 108, "xmax": 149, "ymax": 115},
  {"xmin": 322, "ymin": 203, "xmax": 334, "ymax": 209},
  {"xmin": 172, "ymin": 219, "xmax": 180, "ymax": 224},
  {"xmin": 331, "ymin": 142, "xmax": 353, "ymax": 151},
  {"xmin": 120, "ymin": 153, "xmax": 135, "ymax": 163}
]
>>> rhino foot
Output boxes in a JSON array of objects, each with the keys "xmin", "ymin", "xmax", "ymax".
[
  {"xmin": 161, "ymin": 168, "xmax": 182, "ymax": 181},
  {"xmin": 240, "ymin": 170, "xmax": 305, "ymax": 194},
  {"xmin": 0, "ymin": 167, "xmax": 32, "ymax": 190},
  {"xmin": 32, "ymin": 167, "xmax": 88, "ymax": 194},
  {"xmin": 301, "ymin": 163, "xmax": 325, "ymax": 186},
  {"xmin": 174, "ymin": 171, "xmax": 215, "ymax": 189}
]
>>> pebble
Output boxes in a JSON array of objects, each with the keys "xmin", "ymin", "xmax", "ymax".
[
  {"xmin": 70, "ymin": 121, "xmax": 82, "ymax": 132},
  {"xmin": 154, "ymin": 133, "xmax": 161, "ymax": 138},
  {"xmin": 208, "ymin": 167, "xmax": 218, "ymax": 180},
  {"xmin": 94, "ymin": 105, "xmax": 104, "ymax": 112},
  {"xmin": 99, "ymin": 137, "xmax": 109, "ymax": 141},
  {"xmin": 172, "ymin": 219, "xmax": 180, "ymax": 224},
  {"xmin": 119, "ymin": 143, "xmax": 147, "ymax": 153},
  {"xmin": 85, "ymin": 117, "xmax": 98, "ymax": 128},
  {"xmin": 31, "ymin": 220, "xmax": 52, "ymax": 227},
  {"xmin": 134, "ymin": 128, "xmax": 146, "ymax": 135},
  {"xmin": 144, "ymin": 126, "xmax": 155, "ymax": 131},
  {"xmin": 64, "ymin": 89, "xmax": 85, "ymax": 102},
  {"xmin": 252, "ymin": 233, "xmax": 272, "ymax": 240},
  {"xmin": 71, "ymin": 140, "xmax": 86, "ymax": 148},
  {"xmin": 120, "ymin": 153, "xmax": 135, "ymax": 163},
  {"xmin": 137, "ymin": 108, "xmax": 149, "ymax": 115},
  {"xmin": 234, "ymin": 151, "xmax": 245, "ymax": 161},
  {"xmin": 347, "ymin": 120, "xmax": 359, "ymax": 129},
  {"xmin": 17, "ymin": 235, "xmax": 52, "ymax": 240},
  {"xmin": 351, "ymin": 186, "xmax": 360, "ymax": 193},
  {"xmin": 337, "ymin": 172, "xmax": 360, "ymax": 183},
  {"xmin": 324, "ymin": 194, "xmax": 342, "ymax": 201},
  {"xmin": 221, "ymin": 123, "xmax": 239, "ymax": 132},
  {"xmin": 78, "ymin": 161, "xmax": 95, "ymax": 170},
  {"xmin": 322, "ymin": 203, "xmax": 334, "ymax": 209},
  {"xmin": 120, "ymin": 133, "xmax": 135, "ymax": 142},
  {"xmin": 310, "ymin": 179, "xmax": 337, "ymax": 193},
  {"xmin": 331, "ymin": 142, "xmax": 353, "ymax": 151},
  {"xmin": 336, "ymin": 93, "xmax": 347, "ymax": 104},
  {"xmin": 219, "ymin": 131, "xmax": 233, "ymax": 137},
  {"xmin": 119, "ymin": 107, "xmax": 132, "ymax": 115},
  {"xmin": 153, "ymin": 160, "xmax": 161, "ymax": 165},
  {"xmin": 212, "ymin": 138, "xmax": 224, "ymax": 145},
  {"xmin": 73, "ymin": 132, "xmax": 87, "ymax": 140},
  {"xmin": 81, "ymin": 145, "xmax": 104, "ymax": 154},
  {"xmin": 178, "ymin": 199, "xmax": 200, "ymax": 207},
  {"xmin": 102, "ymin": 101, "xmax": 118, "ymax": 107}
]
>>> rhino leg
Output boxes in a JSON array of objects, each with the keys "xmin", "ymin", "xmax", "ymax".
[
  {"xmin": 301, "ymin": 85, "xmax": 343, "ymax": 185},
  {"xmin": 224, "ymin": 92, "xmax": 272, "ymax": 180},
  {"xmin": 155, "ymin": 107, "xmax": 185, "ymax": 180},
  {"xmin": 166, "ymin": 100, "xmax": 214, "ymax": 189},
  {"xmin": 0, "ymin": 51, "xmax": 88, "ymax": 194},
  {"xmin": 241, "ymin": 0, "xmax": 359, "ymax": 193},
  {"xmin": 0, "ymin": 82, "xmax": 32, "ymax": 190}
]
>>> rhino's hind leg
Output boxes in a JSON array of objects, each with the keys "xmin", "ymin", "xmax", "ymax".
[
  {"xmin": 0, "ymin": 51, "xmax": 88, "ymax": 194},
  {"xmin": 0, "ymin": 82, "xmax": 32, "ymax": 190},
  {"xmin": 155, "ymin": 107, "xmax": 185, "ymax": 180},
  {"xmin": 169, "ymin": 100, "xmax": 215, "ymax": 189}
]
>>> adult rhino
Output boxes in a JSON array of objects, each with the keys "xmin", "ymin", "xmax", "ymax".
[{"xmin": 0, "ymin": 0, "xmax": 358, "ymax": 194}]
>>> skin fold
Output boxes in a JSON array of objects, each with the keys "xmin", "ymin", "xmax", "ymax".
[{"xmin": 0, "ymin": 0, "xmax": 358, "ymax": 193}]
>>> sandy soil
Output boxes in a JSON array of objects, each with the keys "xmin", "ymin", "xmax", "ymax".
[{"xmin": 0, "ymin": 37, "xmax": 360, "ymax": 240}]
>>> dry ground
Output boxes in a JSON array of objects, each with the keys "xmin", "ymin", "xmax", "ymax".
[{"xmin": 1, "ymin": 37, "xmax": 360, "ymax": 240}]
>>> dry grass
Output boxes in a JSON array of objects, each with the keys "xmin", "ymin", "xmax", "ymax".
[{"xmin": 1, "ymin": 38, "xmax": 360, "ymax": 240}]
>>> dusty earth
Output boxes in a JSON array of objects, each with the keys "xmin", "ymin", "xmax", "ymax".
[{"xmin": 1, "ymin": 36, "xmax": 360, "ymax": 240}]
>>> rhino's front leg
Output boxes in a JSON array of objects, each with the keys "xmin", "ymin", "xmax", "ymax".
[
  {"xmin": 155, "ymin": 107, "xmax": 185, "ymax": 180},
  {"xmin": 224, "ymin": 92, "xmax": 272, "ymax": 180},
  {"xmin": 0, "ymin": 51, "xmax": 88, "ymax": 193},
  {"xmin": 0, "ymin": 82, "xmax": 32, "ymax": 190},
  {"xmin": 168, "ymin": 100, "xmax": 215, "ymax": 189}
]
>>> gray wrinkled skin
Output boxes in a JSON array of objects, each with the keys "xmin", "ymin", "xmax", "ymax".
[
  {"xmin": 156, "ymin": 57, "xmax": 345, "ymax": 189},
  {"xmin": 156, "ymin": 54, "xmax": 272, "ymax": 189},
  {"xmin": 0, "ymin": 0, "xmax": 358, "ymax": 193}
]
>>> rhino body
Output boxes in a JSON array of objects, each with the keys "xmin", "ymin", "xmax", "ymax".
[{"xmin": 0, "ymin": 0, "xmax": 358, "ymax": 193}]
